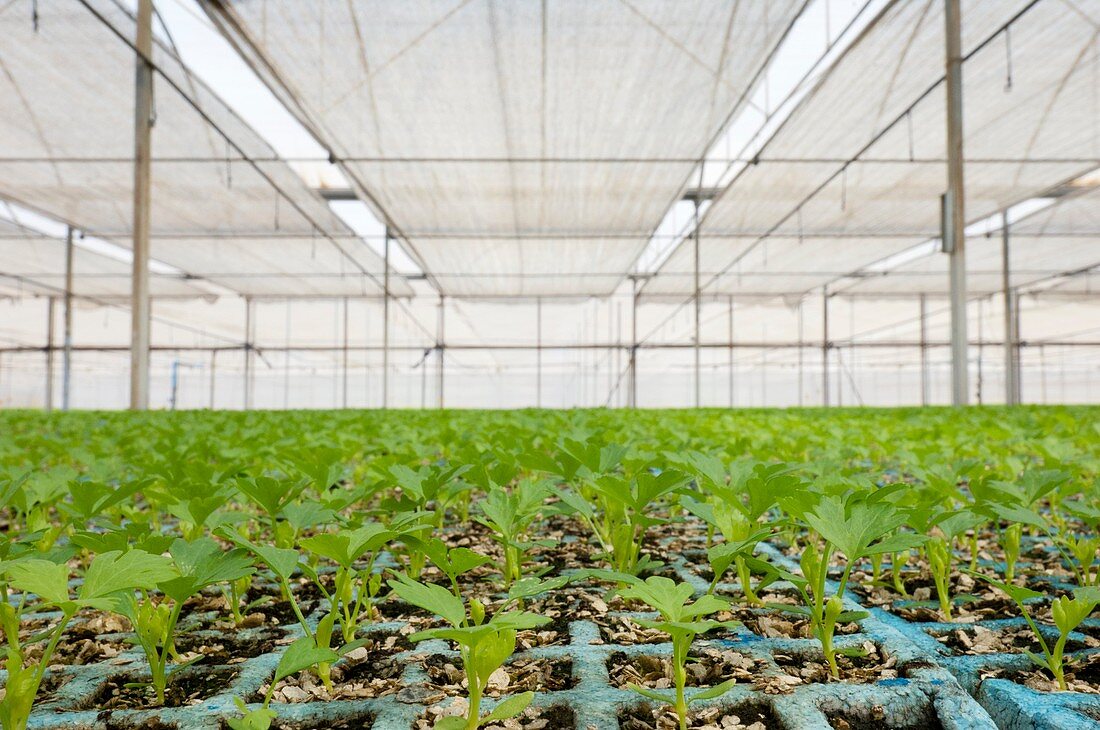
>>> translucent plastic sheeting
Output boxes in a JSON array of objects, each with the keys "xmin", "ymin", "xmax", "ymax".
[
  {"xmin": 642, "ymin": 234, "xmax": 920, "ymax": 298},
  {"xmin": 650, "ymin": 0, "xmax": 1100, "ymax": 298},
  {"xmin": 844, "ymin": 234, "xmax": 1100, "ymax": 296},
  {"xmin": 0, "ymin": 220, "xmax": 203, "ymax": 299},
  {"xmin": 204, "ymin": 0, "xmax": 804, "ymax": 296},
  {"xmin": 149, "ymin": 235, "xmax": 391, "ymax": 298},
  {"xmin": 0, "ymin": 0, "xmax": 405, "ymax": 298},
  {"xmin": 1013, "ymin": 188, "xmax": 1100, "ymax": 236},
  {"xmin": 411, "ymin": 236, "xmax": 647, "ymax": 298}
]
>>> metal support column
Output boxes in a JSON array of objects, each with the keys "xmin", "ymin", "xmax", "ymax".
[
  {"xmin": 209, "ymin": 349, "xmax": 217, "ymax": 409},
  {"xmin": 382, "ymin": 232, "xmax": 391, "ymax": 409},
  {"xmin": 1001, "ymin": 212, "xmax": 1019, "ymax": 405},
  {"xmin": 62, "ymin": 226, "xmax": 75, "ymax": 410},
  {"xmin": 130, "ymin": 0, "xmax": 153, "ymax": 411},
  {"xmin": 341, "ymin": 297, "xmax": 349, "ymax": 409},
  {"xmin": 728, "ymin": 295, "xmax": 734, "ymax": 408},
  {"xmin": 919, "ymin": 294, "xmax": 929, "ymax": 405},
  {"xmin": 45, "ymin": 297, "xmax": 55, "ymax": 411},
  {"xmin": 1013, "ymin": 290, "xmax": 1022, "ymax": 402},
  {"xmin": 437, "ymin": 294, "xmax": 445, "ymax": 409},
  {"xmin": 822, "ymin": 287, "xmax": 830, "ymax": 407},
  {"xmin": 797, "ymin": 298, "xmax": 804, "ymax": 407},
  {"xmin": 944, "ymin": 0, "xmax": 969, "ymax": 406},
  {"xmin": 692, "ymin": 201, "xmax": 701, "ymax": 408},
  {"xmin": 536, "ymin": 297, "xmax": 542, "ymax": 407},
  {"xmin": 629, "ymin": 279, "xmax": 638, "ymax": 408},
  {"xmin": 243, "ymin": 298, "xmax": 253, "ymax": 410}
]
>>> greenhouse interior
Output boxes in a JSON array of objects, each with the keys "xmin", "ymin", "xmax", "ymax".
[
  {"xmin": 3, "ymin": 1, "xmax": 1100, "ymax": 730},
  {"xmin": 0, "ymin": 0, "xmax": 1096, "ymax": 410}
]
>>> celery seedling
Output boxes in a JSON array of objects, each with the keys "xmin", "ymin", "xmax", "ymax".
[
  {"xmin": 299, "ymin": 522, "xmax": 406, "ymax": 643},
  {"xmin": 972, "ymin": 574, "xmax": 1100, "ymax": 690},
  {"xmin": 617, "ymin": 576, "xmax": 738, "ymax": 730},
  {"xmin": 227, "ymin": 637, "xmax": 340, "ymax": 730},
  {"xmin": 558, "ymin": 468, "xmax": 690, "ymax": 575},
  {"xmin": 1, "ymin": 550, "xmax": 175, "ymax": 730},
  {"xmin": 773, "ymin": 493, "xmax": 924, "ymax": 678},
  {"xmin": 1060, "ymin": 534, "xmax": 1100, "ymax": 587},
  {"xmin": 388, "ymin": 573, "xmax": 549, "ymax": 729},
  {"xmin": 421, "ymin": 538, "xmax": 492, "ymax": 596},
  {"xmin": 927, "ymin": 537, "xmax": 954, "ymax": 620},
  {"xmin": 475, "ymin": 479, "xmax": 552, "ymax": 587},
  {"xmin": 112, "ymin": 538, "xmax": 254, "ymax": 705}
]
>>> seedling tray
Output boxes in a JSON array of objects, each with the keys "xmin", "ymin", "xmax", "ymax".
[{"xmin": 10, "ymin": 534, "xmax": 1098, "ymax": 729}]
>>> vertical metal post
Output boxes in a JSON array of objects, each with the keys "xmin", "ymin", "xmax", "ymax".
[
  {"xmin": 1013, "ymin": 290, "xmax": 1022, "ymax": 402},
  {"xmin": 728, "ymin": 295, "xmax": 734, "ymax": 408},
  {"xmin": 45, "ymin": 297, "xmax": 55, "ymax": 412},
  {"xmin": 1001, "ymin": 212, "xmax": 1019, "ymax": 405},
  {"xmin": 382, "ymin": 231, "xmax": 390, "ymax": 409},
  {"xmin": 606, "ymin": 301, "xmax": 613, "ymax": 405},
  {"xmin": 536, "ymin": 297, "xmax": 542, "ymax": 407},
  {"xmin": 364, "ymin": 298, "xmax": 371, "ymax": 407},
  {"xmin": 615, "ymin": 300, "xmax": 622, "ymax": 408},
  {"xmin": 797, "ymin": 298, "xmax": 804, "ymax": 407},
  {"xmin": 944, "ymin": 0, "xmax": 969, "ymax": 406},
  {"xmin": 341, "ymin": 297, "xmax": 349, "ymax": 409},
  {"xmin": 209, "ymin": 349, "xmax": 217, "ymax": 409},
  {"xmin": 283, "ymin": 301, "xmax": 291, "ymax": 409},
  {"xmin": 243, "ymin": 298, "xmax": 252, "ymax": 410},
  {"xmin": 62, "ymin": 226, "xmax": 74, "ymax": 410},
  {"xmin": 437, "ymin": 294, "xmax": 445, "ymax": 409},
  {"xmin": 130, "ymin": 0, "xmax": 153, "ymax": 411},
  {"xmin": 693, "ymin": 200, "xmax": 701, "ymax": 408},
  {"xmin": 629, "ymin": 280, "xmax": 638, "ymax": 408},
  {"xmin": 822, "ymin": 287, "xmax": 830, "ymax": 407},
  {"xmin": 919, "ymin": 294, "xmax": 929, "ymax": 405},
  {"xmin": 169, "ymin": 358, "xmax": 179, "ymax": 410},
  {"xmin": 976, "ymin": 297, "xmax": 984, "ymax": 405}
]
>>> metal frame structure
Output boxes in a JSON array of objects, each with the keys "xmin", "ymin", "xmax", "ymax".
[{"xmin": 0, "ymin": 0, "xmax": 1097, "ymax": 410}]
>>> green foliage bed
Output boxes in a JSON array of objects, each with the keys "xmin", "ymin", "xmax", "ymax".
[{"xmin": 0, "ymin": 406, "xmax": 1097, "ymax": 730}]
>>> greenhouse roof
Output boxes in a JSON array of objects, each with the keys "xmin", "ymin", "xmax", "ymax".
[{"xmin": 0, "ymin": 0, "xmax": 1096, "ymax": 303}]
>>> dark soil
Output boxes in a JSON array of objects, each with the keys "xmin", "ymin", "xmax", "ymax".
[
  {"xmin": 87, "ymin": 666, "xmax": 239, "ymax": 709},
  {"xmin": 416, "ymin": 704, "xmax": 575, "ymax": 730},
  {"xmin": 174, "ymin": 628, "xmax": 286, "ymax": 663},
  {"xmin": 608, "ymin": 648, "xmax": 762, "ymax": 690},
  {"xmin": 221, "ymin": 710, "xmax": 376, "ymax": 730},
  {"xmin": 619, "ymin": 700, "xmax": 779, "ymax": 729},
  {"xmin": 984, "ymin": 652, "xmax": 1100, "ymax": 693},
  {"xmin": 933, "ymin": 625, "xmax": 1088, "ymax": 656},
  {"xmin": 424, "ymin": 654, "xmax": 575, "ymax": 696},
  {"xmin": 772, "ymin": 642, "xmax": 897, "ymax": 684},
  {"xmin": 827, "ymin": 704, "xmax": 944, "ymax": 730},
  {"xmin": 261, "ymin": 633, "xmax": 411, "ymax": 702}
]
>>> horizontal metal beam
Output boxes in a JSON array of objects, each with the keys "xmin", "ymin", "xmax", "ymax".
[
  {"xmin": 2, "ymin": 155, "xmax": 1095, "ymax": 165},
  {"xmin": 4, "ymin": 339, "xmax": 1098, "ymax": 354}
]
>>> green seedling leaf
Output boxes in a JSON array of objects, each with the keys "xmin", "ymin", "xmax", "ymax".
[
  {"xmin": 965, "ymin": 569, "xmax": 1043, "ymax": 604},
  {"xmin": 274, "ymin": 636, "xmax": 340, "ymax": 685},
  {"xmin": 219, "ymin": 530, "xmax": 301, "ymax": 581},
  {"xmin": 627, "ymin": 683, "xmax": 674, "ymax": 704},
  {"xmin": 690, "ymin": 678, "xmax": 737, "ymax": 701},
  {"xmin": 226, "ymin": 698, "xmax": 276, "ymax": 730},
  {"xmin": 387, "ymin": 572, "xmax": 466, "ymax": 627},
  {"xmin": 5, "ymin": 559, "xmax": 70, "ymax": 604},
  {"xmin": 79, "ymin": 550, "xmax": 177, "ymax": 603},
  {"xmin": 480, "ymin": 691, "xmax": 534, "ymax": 724},
  {"xmin": 158, "ymin": 538, "xmax": 255, "ymax": 603},
  {"xmin": 804, "ymin": 495, "xmax": 910, "ymax": 560},
  {"xmin": 507, "ymin": 576, "xmax": 570, "ymax": 603}
]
